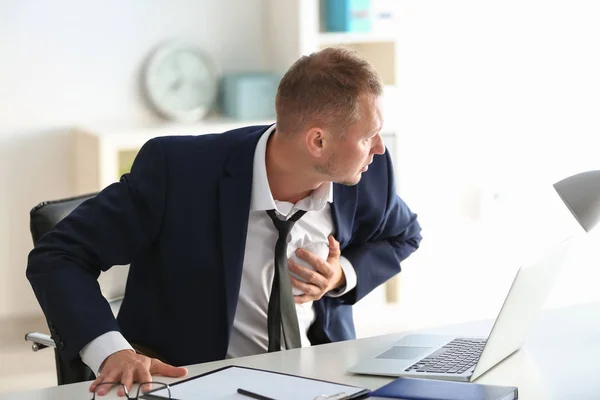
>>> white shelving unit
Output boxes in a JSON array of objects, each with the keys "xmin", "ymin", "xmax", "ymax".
[
  {"xmin": 264, "ymin": 0, "xmax": 399, "ymax": 82},
  {"xmin": 72, "ymin": 117, "xmax": 274, "ymax": 194}
]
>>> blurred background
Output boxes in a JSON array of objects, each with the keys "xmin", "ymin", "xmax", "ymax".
[{"xmin": 1, "ymin": 0, "xmax": 599, "ymax": 394}]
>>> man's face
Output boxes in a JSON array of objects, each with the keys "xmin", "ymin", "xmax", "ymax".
[{"xmin": 318, "ymin": 96, "xmax": 386, "ymax": 186}]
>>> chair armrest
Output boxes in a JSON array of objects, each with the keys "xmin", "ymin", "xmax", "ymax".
[
  {"xmin": 25, "ymin": 332, "xmax": 56, "ymax": 351},
  {"xmin": 24, "ymin": 297, "xmax": 123, "ymax": 353}
]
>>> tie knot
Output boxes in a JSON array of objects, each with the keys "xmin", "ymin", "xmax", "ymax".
[{"xmin": 266, "ymin": 209, "xmax": 306, "ymax": 236}]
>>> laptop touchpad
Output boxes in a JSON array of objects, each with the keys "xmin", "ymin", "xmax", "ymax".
[{"xmin": 376, "ymin": 346, "xmax": 432, "ymax": 360}]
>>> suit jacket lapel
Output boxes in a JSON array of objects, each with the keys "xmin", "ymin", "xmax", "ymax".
[
  {"xmin": 331, "ymin": 184, "xmax": 358, "ymax": 248},
  {"xmin": 311, "ymin": 184, "xmax": 357, "ymax": 343},
  {"xmin": 219, "ymin": 129, "xmax": 265, "ymax": 332}
]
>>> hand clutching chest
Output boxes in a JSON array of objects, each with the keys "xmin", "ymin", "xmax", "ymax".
[{"xmin": 288, "ymin": 235, "xmax": 346, "ymax": 304}]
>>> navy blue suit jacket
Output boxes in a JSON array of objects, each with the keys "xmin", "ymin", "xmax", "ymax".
[{"xmin": 27, "ymin": 125, "xmax": 422, "ymax": 367}]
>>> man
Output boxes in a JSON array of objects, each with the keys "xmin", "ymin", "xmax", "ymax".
[{"xmin": 27, "ymin": 47, "xmax": 422, "ymax": 396}]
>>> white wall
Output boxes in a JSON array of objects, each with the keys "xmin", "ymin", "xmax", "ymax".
[
  {"xmin": 0, "ymin": 1, "xmax": 267, "ymax": 128},
  {"xmin": 0, "ymin": 0, "xmax": 265, "ymax": 393},
  {"xmin": 388, "ymin": 0, "xmax": 600, "ymax": 331}
]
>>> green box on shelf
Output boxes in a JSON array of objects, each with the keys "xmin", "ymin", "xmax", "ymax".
[
  {"xmin": 324, "ymin": 0, "xmax": 371, "ymax": 32},
  {"xmin": 221, "ymin": 72, "xmax": 280, "ymax": 120}
]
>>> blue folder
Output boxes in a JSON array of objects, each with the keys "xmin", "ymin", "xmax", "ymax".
[{"xmin": 369, "ymin": 376, "xmax": 518, "ymax": 400}]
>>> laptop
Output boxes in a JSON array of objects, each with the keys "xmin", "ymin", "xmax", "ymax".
[{"xmin": 348, "ymin": 238, "xmax": 571, "ymax": 382}]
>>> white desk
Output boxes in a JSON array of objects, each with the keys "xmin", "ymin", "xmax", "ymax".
[{"xmin": 3, "ymin": 302, "xmax": 599, "ymax": 399}]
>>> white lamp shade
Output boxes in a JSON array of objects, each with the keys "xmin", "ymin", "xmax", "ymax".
[{"xmin": 553, "ymin": 170, "xmax": 600, "ymax": 233}]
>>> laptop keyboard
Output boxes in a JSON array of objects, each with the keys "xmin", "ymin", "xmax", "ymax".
[{"xmin": 404, "ymin": 337, "xmax": 487, "ymax": 375}]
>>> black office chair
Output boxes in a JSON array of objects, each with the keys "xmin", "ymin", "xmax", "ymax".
[{"xmin": 24, "ymin": 192, "xmax": 124, "ymax": 385}]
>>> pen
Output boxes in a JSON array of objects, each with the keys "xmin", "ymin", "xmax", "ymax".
[{"xmin": 237, "ymin": 388, "xmax": 276, "ymax": 400}]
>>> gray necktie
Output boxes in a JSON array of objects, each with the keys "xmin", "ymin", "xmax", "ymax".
[{"xmin": 265, "ymin": 209, "xmax": 306, "ymax": 351}]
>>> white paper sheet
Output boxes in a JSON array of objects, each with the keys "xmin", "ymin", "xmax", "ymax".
[{"xmin": 143, "ymin": 366, "xmax": 366, "ymax": 400}]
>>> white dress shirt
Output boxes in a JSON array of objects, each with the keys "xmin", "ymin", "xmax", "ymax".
[
  {"xmin": 80, "ymin": 125, "xmax": 357, "ymax": 373},
  {"xmin": 226, "ymin": 124, "xmax": 357, "ymax": 357}
]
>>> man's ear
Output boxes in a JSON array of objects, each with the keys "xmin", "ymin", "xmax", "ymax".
[{"xmin": 305, "ymin": 127, "xmax": 326, "ymax": 157}]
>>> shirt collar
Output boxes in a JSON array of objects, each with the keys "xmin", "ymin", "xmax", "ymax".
[{"xmin": 250, "ymin": 124, "xmax": 333, "ymax": 216}]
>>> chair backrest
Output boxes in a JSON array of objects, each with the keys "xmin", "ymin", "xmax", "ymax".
[
  {"xmin": 28, "ymin": 192, "xmax": 99, "ymax": 385},
  {"xmin": 30, "ymin": 193, "xmax": 97, "ymax": 244}
]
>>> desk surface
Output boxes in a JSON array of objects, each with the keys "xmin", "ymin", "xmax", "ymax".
[{"xmin": 3, "ymin": 302, "xmax": 599, "ymax": 400}]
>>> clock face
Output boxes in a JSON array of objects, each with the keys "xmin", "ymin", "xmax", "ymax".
[{"xmin": 143, "ymin": 40, "xmax": 218, "ymax": 122}]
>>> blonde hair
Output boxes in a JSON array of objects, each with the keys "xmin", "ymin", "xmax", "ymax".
[{"xmin": 275, "ymin": 47, "xmax": 383, "ymax": 136}]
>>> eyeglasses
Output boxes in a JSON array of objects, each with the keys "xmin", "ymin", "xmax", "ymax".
[{"xmin": 91, "ymin": 381, "xmax": 171, "ymax": 399}]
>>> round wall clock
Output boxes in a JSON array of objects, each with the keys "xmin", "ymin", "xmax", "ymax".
[{"xmin": 142, "ymin": 39, "xmax": 218, "ymax": 122}]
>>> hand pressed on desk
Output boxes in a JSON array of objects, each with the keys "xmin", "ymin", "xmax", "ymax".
[
  {"xmin": 289, "ymin": 235, "xmax": 346, "ymax": 304},
  {"xmin": 89, "ymin": 349, "xmax": 187, "ymax": 397}
]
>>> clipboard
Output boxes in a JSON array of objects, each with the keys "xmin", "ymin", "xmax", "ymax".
[{"xmin": 141, "ymin": 365, "xmax": 370, "ymax": 400}]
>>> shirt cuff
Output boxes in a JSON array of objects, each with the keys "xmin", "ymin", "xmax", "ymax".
[
  {"xmin": 79, "ymin": 331, "xmax": 134, "ymax": 376},
  {"xmin": 327, "ymin": 255, "xmax": 357, "ymax": 297}
]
